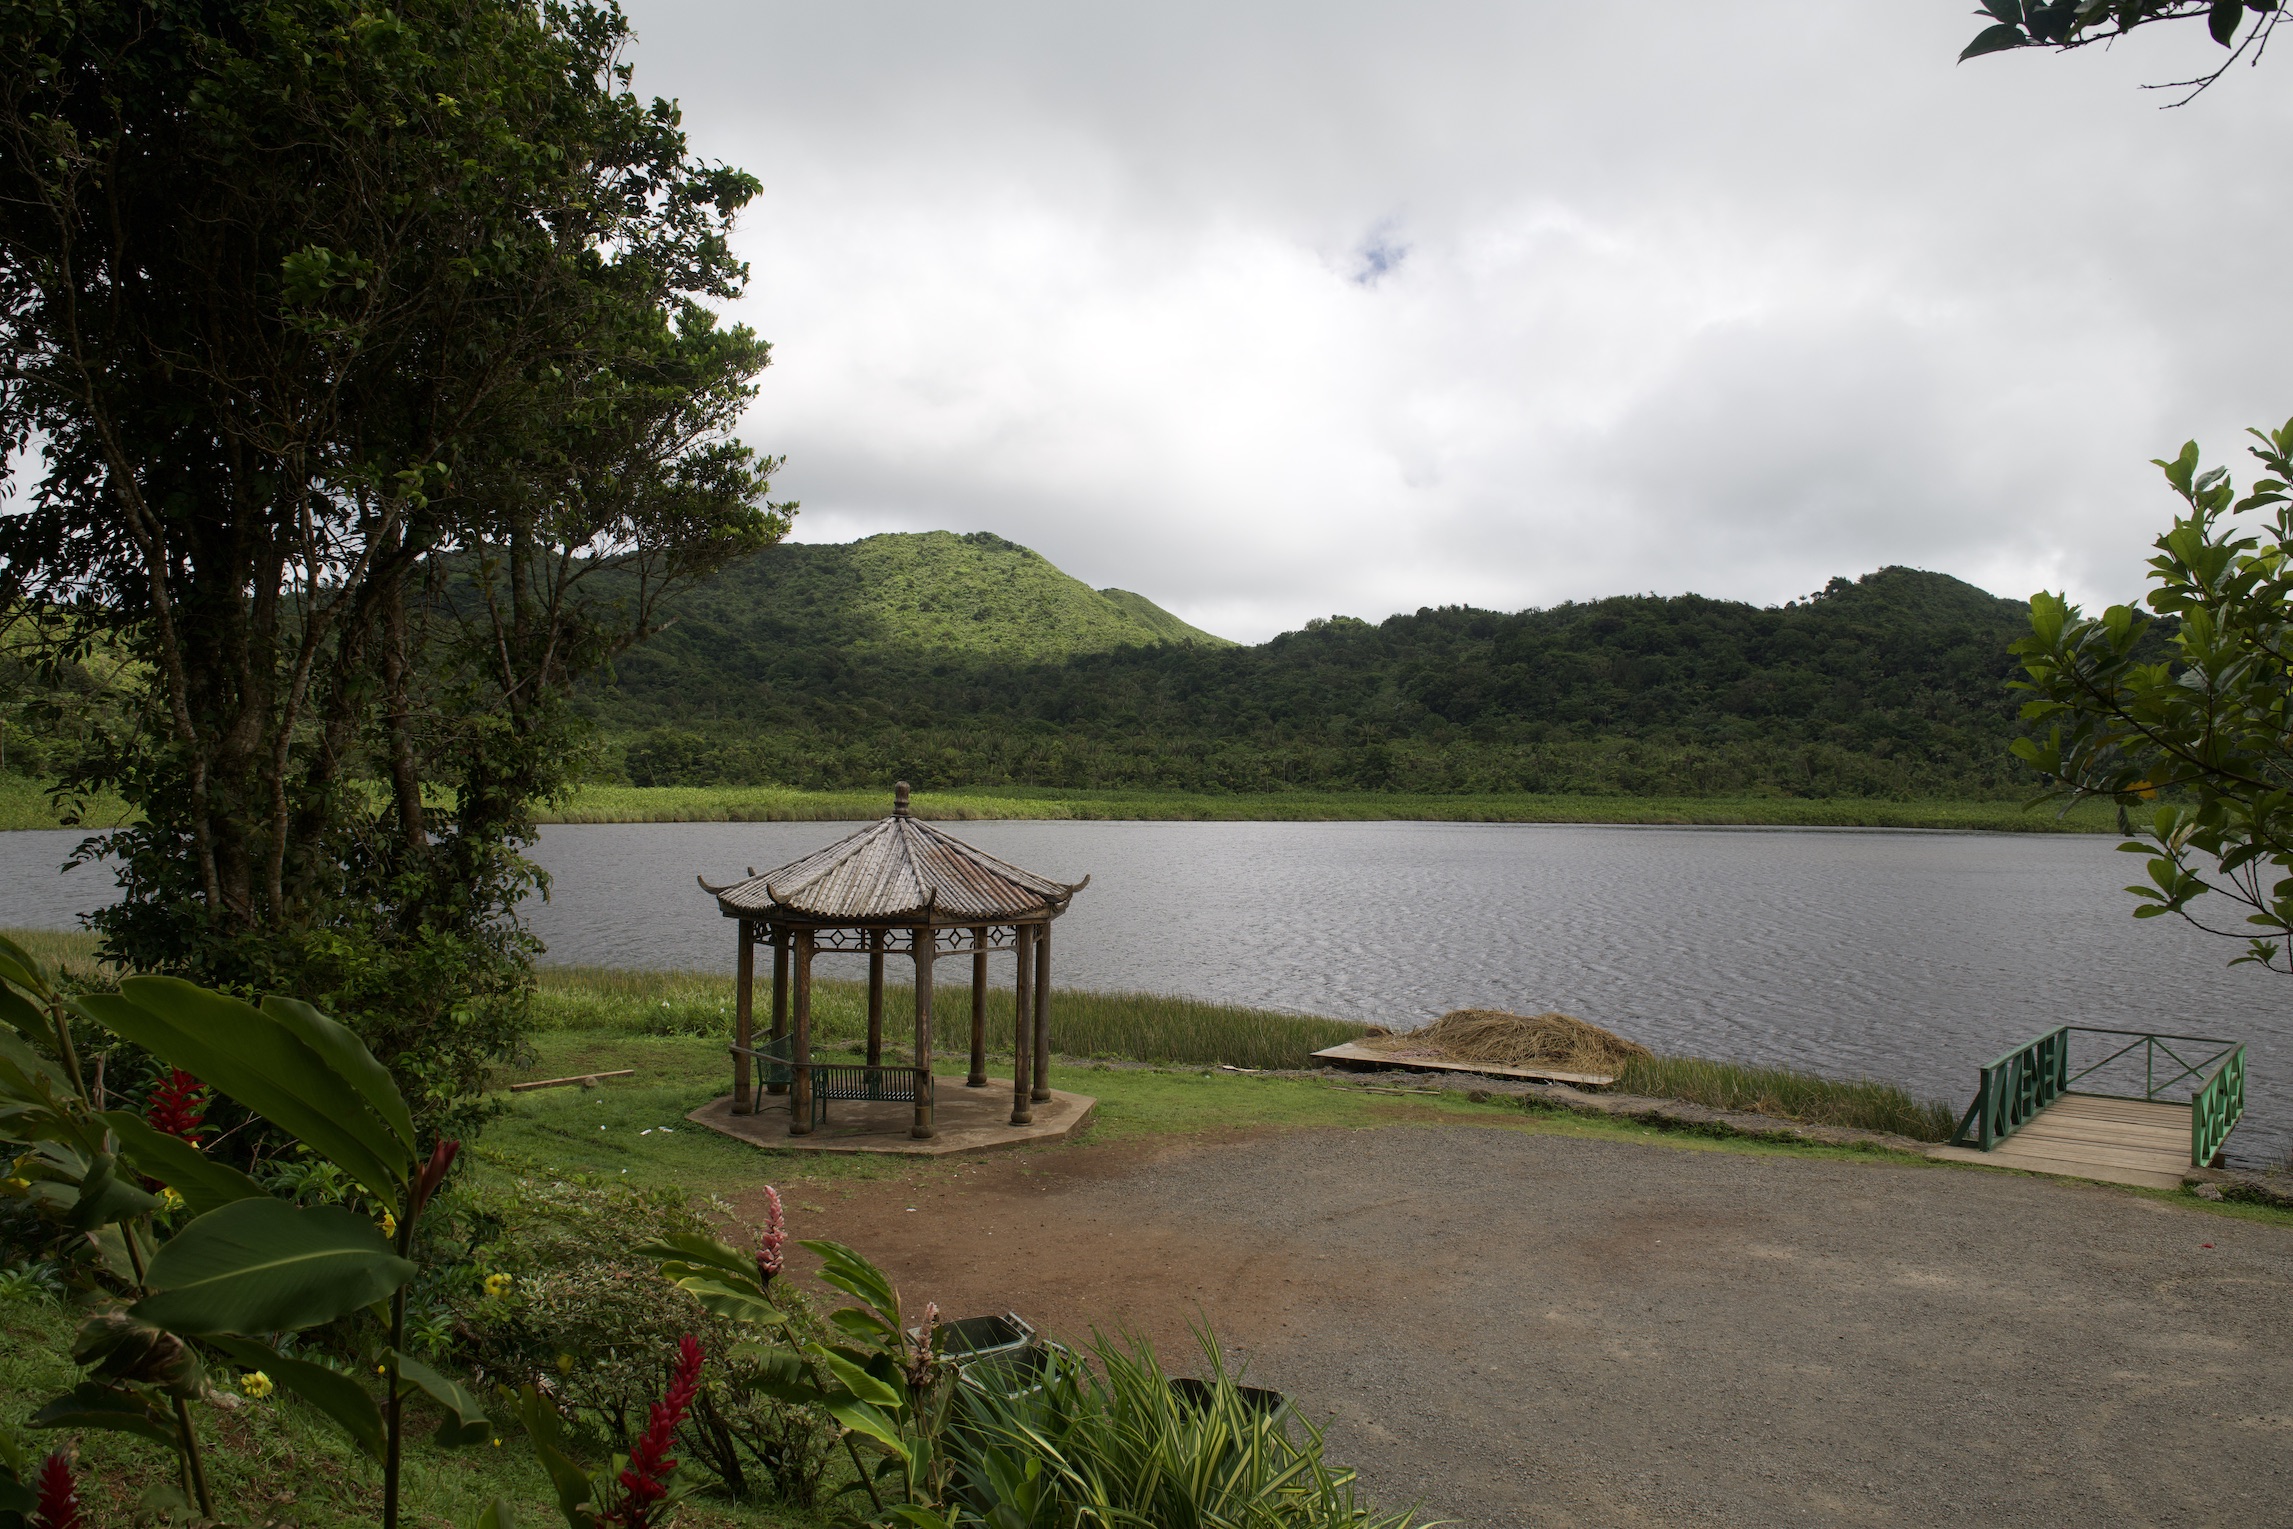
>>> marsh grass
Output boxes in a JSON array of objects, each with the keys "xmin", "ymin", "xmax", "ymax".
[
  {"xmin": 534, "ymin": 964, "xmax": 1370, "ymax": 1073},
  {"xmin": 0, "ymin": 925, "xmax": 109, "ymax": 977},
  {"xmin": 0, "ymin": 774, "xmax": 133, "ymax": 830},
  {"xmin": 533, "ymin": 965, "xmax": 1958, "ymax": 1137},
  {"xmin": 536, "ymin": 784, "xmax": 2119, "ymax": 833},
  {"xmin": 4, "ymin": 931, "xmax": 1959, "ymax": 1140},
  {"xmin": 1618, "ymin": 1054, "xmax": 1957, "ymax": 1142}
]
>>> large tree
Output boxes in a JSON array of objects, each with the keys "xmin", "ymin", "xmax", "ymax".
[{"xmin": 0, "ymin": 0, "xmax": 791, "ymax": 1123}]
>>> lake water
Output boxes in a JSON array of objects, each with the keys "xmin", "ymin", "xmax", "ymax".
[{"xmin": 6, "ymin": 820, "xmax": 2287, "ymax": 1165}]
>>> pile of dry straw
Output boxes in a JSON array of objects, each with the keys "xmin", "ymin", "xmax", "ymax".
[{"xmin": 1359, "ymin": 1008, "xmax": 1651, "ymax": 1076}]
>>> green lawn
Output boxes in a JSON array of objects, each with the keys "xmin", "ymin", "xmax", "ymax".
[{"xmin": 476, "ymin": 1026, "xmax": 1964, "ymax": 1215}]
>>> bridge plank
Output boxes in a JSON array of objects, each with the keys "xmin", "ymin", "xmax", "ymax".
[
  {"xmin": 1928, "ymin": 1094, "xmax": 2194, "ymax": 1189},
  {"xmin": 2015, "ymin": 1117, "xmax": 2186, "ymax": 1148},
  {"xmin": 2055, "ymin": 1095, "xmax": 2194, "ymax": 1122},
  {"xmin": 1926, "ymin": 1142, "xmax": 2186, "ymax": 1190}
]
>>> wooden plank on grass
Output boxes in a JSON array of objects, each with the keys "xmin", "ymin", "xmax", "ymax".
[
  {"xmin": 508, "ymin": 1069, "xmax": 636, "ymax": 1093},
  {"xmin": 1311, "ymin": 1041, "xmax": 1614, "ymax": 1086}
]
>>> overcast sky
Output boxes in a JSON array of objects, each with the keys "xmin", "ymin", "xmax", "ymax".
[{"xmin": 623, "ymin": 2, "xmax": 2293, "ymax": 643}]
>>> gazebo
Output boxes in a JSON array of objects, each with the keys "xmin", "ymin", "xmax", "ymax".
[{"xmin": 697, "ymin": 783, "xmax": 1087, "ymax": 1140}]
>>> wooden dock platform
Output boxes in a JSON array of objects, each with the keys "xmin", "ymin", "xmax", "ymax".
[{"xmin": 1927, "ymin": 1093, "xmax": 2192, "ymax": 1190}]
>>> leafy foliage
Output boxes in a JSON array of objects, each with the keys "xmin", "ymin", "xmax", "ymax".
[
  {"xmin": 0, "ymin": 0, "xmax": 789, "ymax": 1135},
  {"xmin": 2013, "ymin": 421, "xmax": 2293, "ymax": 975},
  {"xmin": 0, "ymin": 939, "xmax": 481, "ymax": 1527},
  {"xmin": 936, "ymin": 1332, "xmax": 1413, "ymax": 1529},
  {"xmin": 593, "ymin": 560, "xmax": 2049, "ymax": 798},
  {"xmin": 1956, "ymin": 0, "xmax": 2286, "ymax": 100},
  {"xmin": 574, "ymin": 1225, "xmax": 1419, "ymax": 1527},
  {"xmin": 449, "ymin": 1178, "xmax": 836, "ymax": 1508}
]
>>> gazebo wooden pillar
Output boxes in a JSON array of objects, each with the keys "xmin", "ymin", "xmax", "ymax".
[
  {"xmin": 867, "ymin": 928, "xmax": 886, "ymax": 1069},
  {"xmin": 767, "ymin": 932, "xmax": 789, "ymax": 1096},
  {"xmin": 1033, "ymin": 925, "xmax": 1052, "ymax": 1104},
  {"xmin": 1011, "ymin": 925, "xmax": 1035, "ymax": 1126},
  {"xmin": 967, "ymin": 929, "xmax": 990, "ymax": 1089},
  {"xmin": 700, "ymin": 782, "xmax": 1087, "ymax": 1142},
  {"xmin": 733, "ymin": 920, "xmax": 754, "ymax": 1113}
]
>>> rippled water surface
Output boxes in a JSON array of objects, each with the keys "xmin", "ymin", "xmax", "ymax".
[{"xmin": 6, "ymin": 820, "xmax": 2287, "ymax": 1164}]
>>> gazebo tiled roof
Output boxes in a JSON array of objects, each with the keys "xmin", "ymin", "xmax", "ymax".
[{"xmin": 699, "ymin": 784, "xmax": 1086, "ymax": 925}]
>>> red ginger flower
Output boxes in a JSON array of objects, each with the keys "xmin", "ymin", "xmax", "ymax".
[
  {"xmin": 145, "ymin": 1068, "xmax": 209, "ymax": 1145},
  {"xmin": 608, "ymin": 1334, "xmax": 704, "ymax": 1527},
  {"xmin": 32, "ymin": 1448, "xmax": 80, "ymax": 1529},
  {"xmin": 756, "ymin": 1185, "xmax": 785, "ymax": 1286}
]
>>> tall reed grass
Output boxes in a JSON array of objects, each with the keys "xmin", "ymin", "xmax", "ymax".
[
  {"xmin": 1617, "ymin": 1054, "xmax": 1957, "ymax": 1142},
  {"xmin": 5, "ymin": 928, "xmax": 1961, "ymax": 1139},
  {"xmin": 0, "ymin": 926, "xmax": 108, "ymax": 974},
  {"xmin": 533, "ymin": 964, "xmax": 1370, "ymax": 1072}
]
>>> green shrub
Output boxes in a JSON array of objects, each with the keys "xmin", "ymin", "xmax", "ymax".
[
  {"xmin": 1617, "ymin": 1055, "xmax": 1957, "ymax": 1141},
  {"xmin": 944, "ymin": 1330, "xmax": 1419, "ymax": 1528},
  {"xmin": 448, "ymin": 1179, "xmax": 834, "ymax": 1507}
]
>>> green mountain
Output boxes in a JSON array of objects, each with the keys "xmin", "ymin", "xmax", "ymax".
[
  {"xmin": 633, "ymin": 530, "xmax": 1230, "ymax": 666},
  {"xmin": 592, "ymin": 544, "xmax": 2058, "ymax": 801},
  {"xmin": 1094, "ymin": 586, "xmax": 1231, "ymax": 647}
]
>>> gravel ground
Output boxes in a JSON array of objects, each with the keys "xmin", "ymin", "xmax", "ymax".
[{"xmin": 777, "ymin": 1123, "xmax": 2293, "ymax": 1528}]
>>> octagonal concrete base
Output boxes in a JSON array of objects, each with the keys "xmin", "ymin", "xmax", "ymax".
[{"xmin": 687, "ymin": 1078, "xmax": 1096, "ymax": 1156}]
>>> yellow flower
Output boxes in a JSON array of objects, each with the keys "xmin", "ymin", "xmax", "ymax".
[
  {"xmin": 483, "ymin": 1272, "xmax": 514, "ymax": 1300},
  {"xmin": 239, "ymin": 1371, "xmax": 274, "ymax": 1399},
  {"xmin": 378, "ymin": 1211, "xmax": 397, "ymax": 1238},
  {"xmin": 555, "ymin": 1353, "xmax": 575, "ymax": 1375},
  {"xmin": 159, "ymin": 1187, "xmax": 186, "ymax": 1212}
]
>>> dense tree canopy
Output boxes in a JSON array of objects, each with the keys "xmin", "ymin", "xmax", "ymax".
[
  {"xmin": 593, "ymin": 563, "xmax": 2049, "ymax": 799},
  {"xmin": 0, "ymin": 0, "xmax": 790, "ymax": 1121}
]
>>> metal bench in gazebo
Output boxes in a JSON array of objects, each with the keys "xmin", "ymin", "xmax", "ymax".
[{"xmin": 697, "ymin": 783, "xmax": 1088, "ymax": 1140}]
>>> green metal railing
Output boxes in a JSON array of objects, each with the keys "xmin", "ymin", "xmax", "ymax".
[
  {"xmin": 2192, "ymin": 1044, "xmax": 2247, "ymax": 1168},
  {"xmin": 736, "ymin": 1031, "xmax": 796, "ymax": 1088},
  {"xmin": 1952, "ymin": 1027, "xmax": 2069, "ymax": 1151},
  {"xmin": 1951, "ymin": 1025, "xmax": 2245, "ymax": 1165}
]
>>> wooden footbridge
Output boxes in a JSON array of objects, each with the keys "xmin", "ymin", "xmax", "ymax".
[{"xmin": 1927, "ymin": 1027, "xmax": 2246, "ymax": 1190}]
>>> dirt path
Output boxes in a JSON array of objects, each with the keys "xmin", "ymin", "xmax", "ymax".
[{"xmin": 736, "ymin": 1123, "xmax": 2293, "ymax": 1528}]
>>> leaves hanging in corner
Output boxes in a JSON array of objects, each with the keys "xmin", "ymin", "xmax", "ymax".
[{"xmin": 1961, "ymin": 22, "xmax": 2030, "ymax": 60}]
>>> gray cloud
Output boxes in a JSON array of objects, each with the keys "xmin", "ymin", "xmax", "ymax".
[{"xmin": 627, "ymin": 0, "xmax": 2293, "ymax": 640}]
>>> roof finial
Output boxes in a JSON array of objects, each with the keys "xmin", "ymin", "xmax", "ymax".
[{"xmin": 893, "ymin": 781, "xmax": 912, "ymax": 817}]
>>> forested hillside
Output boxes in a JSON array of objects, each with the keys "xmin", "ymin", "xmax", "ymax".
[
  {"xmin": 586, "ymin": 537, "xmax": 2058, "ymax": 800},
  {"xmin": 622, "ymin": 529, "xmax": 1232, "ymax": 664}
]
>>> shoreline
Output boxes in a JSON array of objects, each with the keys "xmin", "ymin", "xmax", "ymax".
[
  {"xmin": 535, "ymin": 785, "xmax": 2115, "ymax": 834},
  {"xmin": 0, "ymin": 779, "xmax": 2118, "ymax": 834}
]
